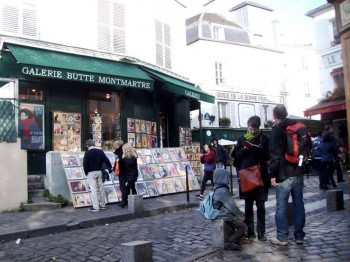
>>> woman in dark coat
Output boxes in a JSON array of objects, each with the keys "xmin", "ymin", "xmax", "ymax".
[
  {"xmin": 118, "ymin": 143, "xmax": 138, "ymax": 208},
  {"xmin": 232, "ymin": 116, "xmax": 270, "ymax": 241}
]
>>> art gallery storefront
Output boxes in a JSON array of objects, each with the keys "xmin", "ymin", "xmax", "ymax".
[{"xmin": 0, "ymin": 42, "xmax": 215, "ymax": 175}]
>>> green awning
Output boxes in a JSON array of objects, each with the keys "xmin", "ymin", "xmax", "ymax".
[
  {"xmin": 6, "ymin": 44, "xmax": 153, "ymax": 90},
  {"xmin": 142, "ymin": 68, "xmax": 215, "ymax": 103}
]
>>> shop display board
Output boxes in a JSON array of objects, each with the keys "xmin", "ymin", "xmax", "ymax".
[
  {"xmin": 134, "ymin": 147, "xmax": 200, "ymax": 198},
  {"xmin": 53, "ymin": 112, "xmax": 81, "ymax": 152},
  {"xmin": 61, "ymin": 147, "xmax": 200, "ymax": 208},
  {"xmin": 179, "ymin": 127, "xmax": 192, "ymax": 147},
  {"xmin": 127, "ymin": 117, "xmax": 157, "ymax": 148},
  {"xmin": 183, "ymin": 143, "xmax": 202, "ymax": 176},
  {"xmin": 61, "ymin": 152, "xmax": 119, "ymax": 208},
  {"xmin": 92, "ymin": 115, "xmax": 102, "ymax": 148}
]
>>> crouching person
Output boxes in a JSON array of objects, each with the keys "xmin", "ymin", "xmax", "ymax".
[{"xmin": 212, "ymin": 169, "xmax": 247, "ymax": 250}]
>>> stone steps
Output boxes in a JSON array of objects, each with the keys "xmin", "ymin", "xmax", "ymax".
[{"xmin": 27, "ymin": 174, "xmax": 62, "ymax": 211}]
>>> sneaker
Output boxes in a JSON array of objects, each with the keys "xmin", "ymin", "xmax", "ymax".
[
  {"xmin": 270, "ymin": 238, "xmax": 288, "ymax": 246},
  {"xmin": 224, "ymin": 242, "xmax": 242, "ymax": 251},
  {"xmin": 295, "ymin": 239, "xmax": 304, "ymax": 244},
  {"xmin": 258, "ymin": 234, "xmax": 267, "ymax": 241},
  {"xmin": 195, "ymin": 194, "xmax": 203, "ymax": 200},
  {"xmin": 88, "ymin": 208, "xmax": 100, "ymax": 212},
  {"xmin": 240, "ymin": 237, "xmax": 250, "ymax": 245}
]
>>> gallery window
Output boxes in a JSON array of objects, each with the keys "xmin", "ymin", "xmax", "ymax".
[
  {"xmin": 87, "ymin": 91, "xmax": 121, "ymax": 150},
  {"xmin": 19, "ymin": 87, "xmax": 44, "ymax": 102}
]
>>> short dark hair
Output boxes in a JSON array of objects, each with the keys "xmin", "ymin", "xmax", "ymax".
[
  {"xmin": 86, "ymin": 139, "xmax": 95, "ymax": 147},
  {"xmin": 324, "ymin": 125, "xmax": 333, "ymax": 132},
  {"xmin": 212, "ymin": 138, "xmax": 218, "ymax": 143},
  {"xmin": 247, "ymin": 115, "xmax": 261, "ymax": 128},
  {"xmin": 273, "ymin": 105, "xmax": 288, "ymax": 120}
]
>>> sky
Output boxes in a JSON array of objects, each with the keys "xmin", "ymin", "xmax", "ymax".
[{"xmin": 255, "ymin": 0, "xmax": 328, "ymax": 43}]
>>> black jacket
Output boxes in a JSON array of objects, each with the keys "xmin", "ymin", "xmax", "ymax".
[
  {"xmin": 119, "ymin": 156, "xmax": 138, "ymax": 183},
  {"xmin": 269, "ymin": 118, "xmax": 301, "ymax": 182},
  {"xmin": 83, "ymin": 147, "xmax": 112, "ymax": 175},
  {"xmin": 232, "ymin": 132, "xmax": 270, "ymax": 200}
]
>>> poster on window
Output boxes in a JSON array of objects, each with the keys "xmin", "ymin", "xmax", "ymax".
[
  {"xmin": 19, "ymin": 103, "xmax": 45, "ymax": 150},
  {"xmin": 53, "ymin": 111, "xmax": 81, "ymax": 152}
]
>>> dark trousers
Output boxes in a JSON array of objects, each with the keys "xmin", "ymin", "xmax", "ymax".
[
  {"xmin": 200, "ymin": 174, "xmax": 213, "ymax": 195},
  {"xmin": 119, "ymin": 175, "xmax": 137, "ymax": 204},
  {"xmin": 227, "ymin": 220, "xmax": 247, "ymax": 244},
  {"xmin": 245, "ymin": 199, "xmax": 266, "ymax": 236},
  {"xmin": 320, "ymin": 161, "xmax": 336, "ymax": 188}
]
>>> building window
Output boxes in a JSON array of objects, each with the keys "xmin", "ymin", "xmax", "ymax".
[
  {"xmin": 0, "ymin": 0, "xmax": 37, "ymax": 38},
  {"xmin": 97, "ymin": 0, "xmax": 125, "ymax": 54},
  {"xmin": 155, "ymin": 19, "xmax": 172, "ymax": 69},
  {"xmin": 212, "ymin": 25, "xmax": 224, "ymax": 40},
  {"xmin": 215, "ymin": 62, "xmax": 225, "ymax": 84},
  {"xmin": 217, "ymin": 102, "xmax": 228, "ymax": 119},
  {"xmin": 330, "ymin": 18, "xmax": 340, "ymax": 45}
]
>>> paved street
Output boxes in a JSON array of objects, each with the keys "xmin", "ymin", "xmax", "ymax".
[{"xmin": 0, "ymin": 174, "xmax": 349, "ymax": 261}]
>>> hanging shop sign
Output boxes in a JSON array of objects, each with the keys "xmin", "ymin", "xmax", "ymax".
[
  {"xmin": 21, "ymin": 66, "xmax": 152, "ymax": 89},
  {"xmin": 217, "ymin": 91, "xmax": 284, "ymax": 105}
]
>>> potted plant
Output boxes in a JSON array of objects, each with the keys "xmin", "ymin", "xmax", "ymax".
[{"xmin": 219, "ymin": 117, "xmax": 231, "ymax": 127}]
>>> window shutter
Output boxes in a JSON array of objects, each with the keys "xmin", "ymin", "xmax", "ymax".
[
  {"xmin": 112, "ymin": 2, "xmax": 125, "ymax": 53},
  {"xmin": 22, "ymin": 8, "xmax": 36, "ymax": 36},
  {"xmin": 155, "ymin": 20, "xmax": 163, "ymax": 42},
  {"xmin": 2, "ymin": 4, "xmax": 19, "ymax": 34},
  {"xmin": 164, "ymin": 46, "xmax": 171, "ymax": 69},
  {"xmin": 98, "ymin": 0, "xmax": 111, "ymax": 51},
  {"xmin": 156, "ymin": 43, "xmax": 163, "ymax": 66},
  {"xmin": 164, "ymin": 23, "xmax": 170, "ymax": 46}
]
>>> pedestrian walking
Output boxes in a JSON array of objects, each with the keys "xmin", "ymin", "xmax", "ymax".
[
  {"xmin": 83, "ymin": 139, "xmax": 112, "ymax": 211},
  {"xmin": 212, "ymin": 138, "xmax": 228, "ymax": 168},
  {"xmin": 269, "ymin": 105, "xmax": 306, "ymax": 246},
  {"xmin": 232, "ymin": 115, "xmax": 270, "ymax": 241},
  {"xmin": 320, "ymin": 131, "xmax": 338, "ymax": 190},
  {"xmin": 212, "ymin": 168, "xmax": 247, "ymax": 250},
  {"xmin": 195, "ymin": 143, "xmax": 216, "ymax": 200},
  {"xmin": 312, "ymin": 130, "xmax": 323, "ymax": 188},
  {"xmin": 118, "ymin": 143, "xmax": 138, "ymax": 208}
]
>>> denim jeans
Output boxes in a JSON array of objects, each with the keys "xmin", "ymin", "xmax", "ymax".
[{"xmin": 275, "ymin": 176, "xmax": 305, "ymax": 242}]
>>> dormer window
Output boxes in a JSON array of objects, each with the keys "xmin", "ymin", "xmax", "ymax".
[{"xmin": 212, "ymin": 25, "xmax": 225, "ymax": 40}]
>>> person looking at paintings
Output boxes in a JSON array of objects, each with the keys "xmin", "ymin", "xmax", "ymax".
[
  {"xmin": 232, "ymin": 115, "xmax": 270, "ymax": 241},
  {"xmin": 83, "ymin": 139, "xmax": 112, "ymax": 212},
  {"xmin": 118, "ymin": 143, "xmax": 139, "ymax": 208},
  {"xmin": 195, "ymin": 143, "xmax": 216, "ymax": 200}
]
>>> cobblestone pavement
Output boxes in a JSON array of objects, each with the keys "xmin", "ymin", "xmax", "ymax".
[{"xmin": 0, "ymin": 175, "xmax": 349, "ymax": 262}]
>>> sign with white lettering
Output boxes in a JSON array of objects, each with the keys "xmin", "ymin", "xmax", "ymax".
[
  {"xmin": 322, "ymin": 51, "xmax": 342, "ymax": 68},
  {"xmin": 216, "ymin": 91, "xmax": 284, "ymax": 104},
  {"xmin": 21, "ymin": 66, "xmax": 153, "ymax": 90}
]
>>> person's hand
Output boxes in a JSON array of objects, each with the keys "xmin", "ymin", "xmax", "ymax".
[
  {"xmin": 271, "ymin": 178, "xmax": 277, "ymax": 187},
  {"xmin": 243, "ymin": 140, "xmax": 252, "ymax": 149}
]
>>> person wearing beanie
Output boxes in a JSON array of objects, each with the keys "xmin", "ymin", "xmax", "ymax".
[{"xmin": 212, "ymin": 168, "xmax": 247, "ymax": 250}]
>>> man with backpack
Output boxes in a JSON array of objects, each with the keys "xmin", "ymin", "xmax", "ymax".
[{"xmin": 269, "ymin": 105, "xmax": 307, "ymax": 246}]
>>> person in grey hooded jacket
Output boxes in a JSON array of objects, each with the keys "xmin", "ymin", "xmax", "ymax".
[{"xmin": 212, "ymin": 168, "xmax": 247, "ymax": 250}]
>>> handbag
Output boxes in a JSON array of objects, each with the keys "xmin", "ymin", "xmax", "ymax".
[
  {"xmin": 204, "ymin": 162, "xmax": 216, "ymax": 172},
  {"xmin": 114, "ymin": 159, "xmax": 120, "ymax": 177},
  {"xmin": 238, "ymin": 165, "xmax": 264, "ymax": 193}
]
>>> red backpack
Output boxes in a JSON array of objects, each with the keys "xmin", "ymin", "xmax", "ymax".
[{"xmin": 285, "ymin": 123, "xmax": 312, "ymax": 165}]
